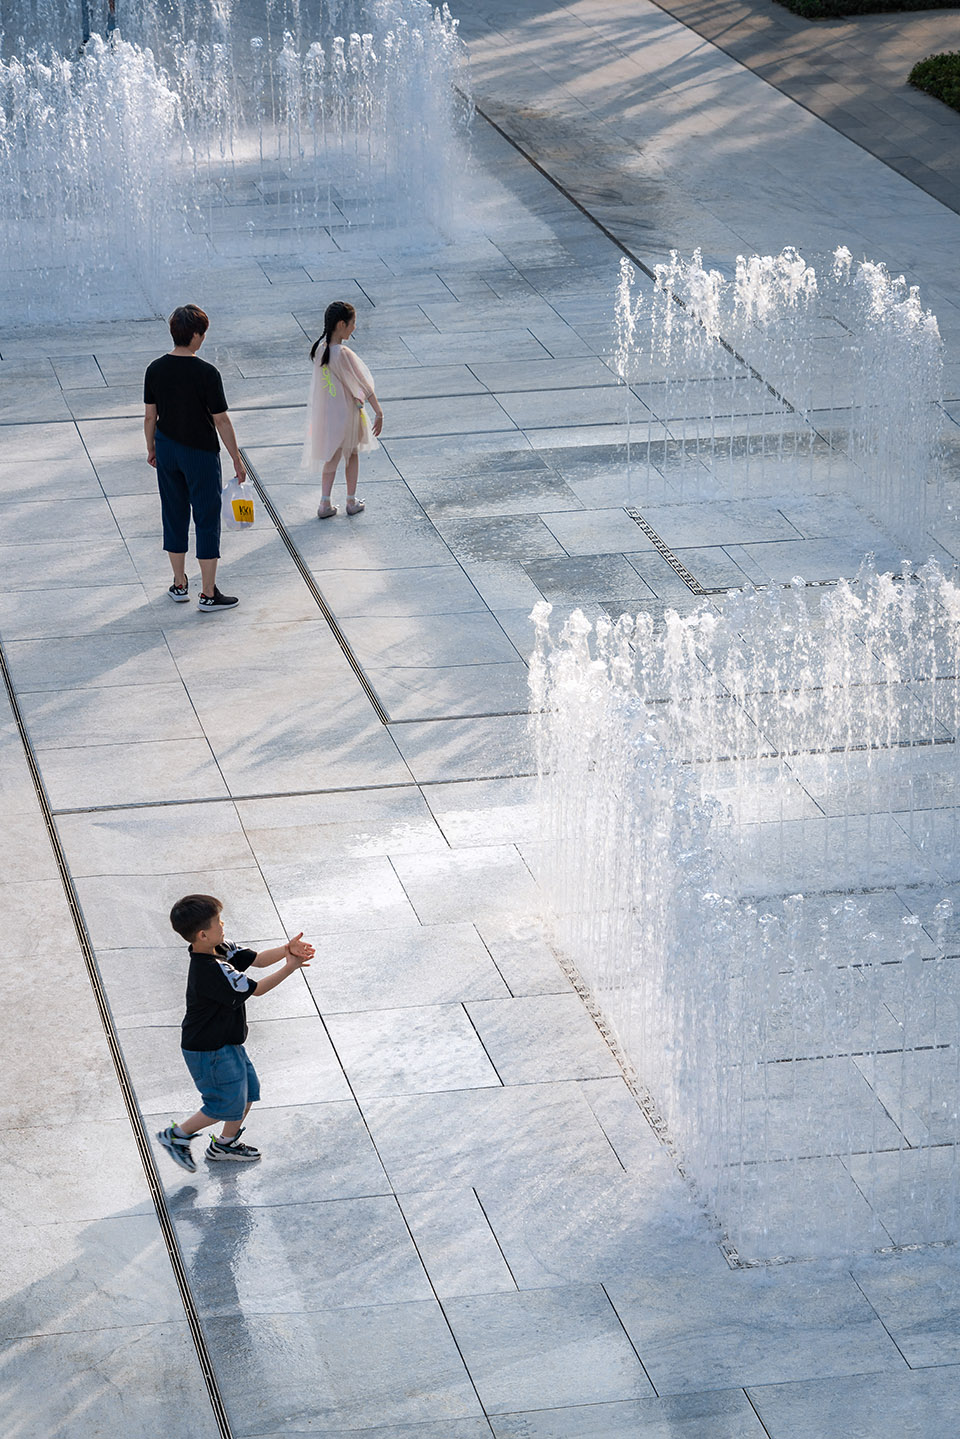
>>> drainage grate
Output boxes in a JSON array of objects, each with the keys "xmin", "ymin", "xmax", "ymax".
[
  {"xmin": 624, "ymin": 507, "xmax": 908, "ymax": 597},
  {"xmin": 624, "ymin": 507, "xmax": 733, "ymax": 596}
]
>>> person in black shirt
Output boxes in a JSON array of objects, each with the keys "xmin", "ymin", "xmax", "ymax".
[
  {"xmin": 143, "ymin": 304, "xmax": 246, "ymax": 613},
  {"xmin": 156, "ymin": 893, "xmax": 314, "ymax": 1171}
]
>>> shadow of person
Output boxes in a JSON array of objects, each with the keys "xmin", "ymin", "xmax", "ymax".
[{"xmin": 0, "ymin": 1187, "xmax": 238, "ymax": 1438}]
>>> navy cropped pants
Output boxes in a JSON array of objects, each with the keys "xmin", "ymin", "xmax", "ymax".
[{"xmin": 156, "ymin": 430, "xmax": 222, "ymax": 559}]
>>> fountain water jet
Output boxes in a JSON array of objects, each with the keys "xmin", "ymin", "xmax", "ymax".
[
  {"xmin": 0, "ymin": 35, "xmax": 187, "ymax": 321},
  {"xmin": 533, "ymin": 563, "xmax": 960, "ymax": 1261},
  {"xmin": 0, "ymin": 0, "xmax": 470, "ymax": 324},
  {"xmin": 615, "ymin": 247, "xmax": 944, "ymax": 553}
]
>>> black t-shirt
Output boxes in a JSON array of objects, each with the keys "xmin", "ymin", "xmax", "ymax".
[
  {"xmin": 181, "ymin": 942, "xmax": 259, "ymax": 1050},
  {"xmin": 143, "ymin": 354, "xmax": 228, "ymax": 452}
]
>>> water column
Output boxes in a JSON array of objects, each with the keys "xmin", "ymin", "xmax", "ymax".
[
  {"xmin": 616, "ymin": 247, "xmax": 944, "ymax": 553},
  {"xmin": 0, "ymin": 0, "xmax": 471, "ymax": 325},
  {"xmin": 533, "ymin": 564, "xmax": 960, "ymax": 1260},
  {"xmin": 0, "ymin": 35, "xmax": 187, "ymax": 320}
]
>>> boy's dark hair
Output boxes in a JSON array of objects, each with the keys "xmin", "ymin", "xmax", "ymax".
[
  {"xmin": 170, "ymin": 894, "xmax": 222, "ymax": 943},
  {"xmin": 169, "ymin": 304, "xmax": 209, "ymax": 348}
]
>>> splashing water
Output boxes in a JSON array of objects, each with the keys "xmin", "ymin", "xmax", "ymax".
[
  {"xmin": 0, "ymin": 0, "xmax": 471, "ymax": 323},
  {"xmin": 533, "ymin": 563, "xmax": 960, "ymax": 1260},
  {"xmin": 0, "ymin": 35, "xmax": 187, "ymax": 320},
  {"xmin": 615, "ymin": 247, "xmax": 944, "ymax": 552}
]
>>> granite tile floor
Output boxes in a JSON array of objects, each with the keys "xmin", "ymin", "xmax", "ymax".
[{"xmin": 4, "ymin": 0, "xmax": 960, "ymax": 1434}]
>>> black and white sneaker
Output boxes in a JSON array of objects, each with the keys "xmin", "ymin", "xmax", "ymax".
[
  {"xmin": 198, "ymin": 586, "xmax": 239, "ymax": 613},
  {"xmin": 205, "ymin": 1127, "xmax": 261, "ymax": 1163},
  {"xmin": 157, "ymin": 1124, "xmax": 197, "ymax": 1173},
  {"xmin": 168, "ymin": 578, "xmax": 190, "ymax": 602}
]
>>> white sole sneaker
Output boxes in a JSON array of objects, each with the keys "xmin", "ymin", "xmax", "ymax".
[
  {"xmin": 205, "ymin": 1142, "xmax": 261, "ymax": 1162},
  {"xmin": 197, "ymin": 588, "xmax": 239, "ymax": 612},
  {"xmin": 157, "ymin": 1126, "xmax": 197, "ymax": 1172}
]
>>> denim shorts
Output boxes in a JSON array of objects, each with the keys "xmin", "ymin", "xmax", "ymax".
[{"xmin": 181, "ymin": 1043, "xmax": 261, "ymax": 1121}]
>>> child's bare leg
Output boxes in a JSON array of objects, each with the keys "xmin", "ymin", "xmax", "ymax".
[
  {"xmin": 345, "ymin": 449, "xmax": 359, "ymax": 498},
  {"xmin": 321, "ymin": 448, "xmax": 342, "ymax": 500},
  {"xmin": 174, "ymin": 1109, "xmax": 216, "ymax": 1136},
  {"xmin": 220, "ymin": 1104, "xmax": 252, "ymax": 1141}
]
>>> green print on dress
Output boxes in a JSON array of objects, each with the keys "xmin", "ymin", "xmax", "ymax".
[{"xmin": 322, "ymin": 366, "xmax": 337, "ymax": 396}]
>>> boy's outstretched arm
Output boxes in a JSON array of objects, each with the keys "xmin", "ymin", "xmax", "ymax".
[
  {"xmin": 252, "ymin": 932, "xmax": 315, "ymax": 968},
  {"xmin": 249, "ymin": 949, "xmax": 310, "ymax": 998}
]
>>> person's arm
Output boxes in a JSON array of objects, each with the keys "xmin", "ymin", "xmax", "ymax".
[
  {"xmin": 144, "ymin": 403, "xmax": 158, "ymax": 468},
  {"xmin": 212, "ymin": 411, "xmax": 246, "ymax": 482},
  {"xmin": 342, "ymin": 349, "xmax": 383, "ymax": 436},
  {"xmin": 249, "ymin": 953, "xmax": 310, "ymax": 997},
  {"xmin": 365, "ymin": 387, "xmax": 384, "ymax": 437},
  {"xmin": 252, "ymin": 932, "xmax": 314, "ymax": 968}
]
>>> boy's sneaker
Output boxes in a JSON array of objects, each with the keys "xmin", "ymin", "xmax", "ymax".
[
  {"xmin": 157, "ymin": 1124, "xmax": 197, "ymax": 1173},
  {"xmin": 198, "ymin": 586, "xmax": 239, "ymax": 613},
  {"xmin": 205, "ymin": 1127, "xmax": 261, "ymax": 1163},
  {"xmin": 168, "ymin": 578, "xmax": 190, "ymax": 602}
]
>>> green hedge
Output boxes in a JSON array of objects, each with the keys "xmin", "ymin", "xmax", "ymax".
[
  {"xmin": 910, "ymin": 51, "xmax": 960, "ymax": 111},
  {"xmin": 776, "ymin": 0, "xmax": 960, "ymax": 17}
]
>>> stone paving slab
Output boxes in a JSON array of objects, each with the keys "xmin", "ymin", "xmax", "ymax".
[
  {"xmin": 4, "ymin": 0, "xmax": 960, "ymax": 1433},
  {"xmin": 649, "ymin": 0, "xmax": 960, "ymax": 215}
]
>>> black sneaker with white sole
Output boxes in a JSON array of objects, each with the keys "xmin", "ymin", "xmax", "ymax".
[
  {"xmin": 205, "ymin": 1127, "xmax": 261, "ymax": 1162},
  {"xmin": 198, "ymin": 586, "xmax": 239, "ymax": 613},
  {"xmin": 157, "ymin": 1124, "xmax": 197, "ymax": 1173},
  {"xmin": 168, "ymin": 578, "xmax": 190, "ymax": 602}
]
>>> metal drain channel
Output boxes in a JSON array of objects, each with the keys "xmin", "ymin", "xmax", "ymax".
[
  {"xmin": 624, "ymin": 508, "xmax": 893, "ymax": 597},
  {"xmin": 624, "ymin": 507, "xmax": 722, "ymax": 596},
  {"xmin": 241, "ymin": 449, "xmax": 389, "ymax": 725},
  {"xmin": 0, "ymin": 640, "xmax": 235, "ymax": 1439}
]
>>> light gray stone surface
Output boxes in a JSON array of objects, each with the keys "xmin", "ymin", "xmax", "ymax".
[
  {"xmin": 326, "ymin": 1003, "xmax": 501, "ymax": 1098},
  {"xmin": 443, "ymin": 1284, "xmax": 656, "ymax": 1411},
  {"xmin": 4, "ymin": 0, "xmax": 960, "ymax": 1430},
  {"xmin": 203, "ymin": 1304, "xmax": 485, "ymax": 1431},
  {"xmin": 606, "ymin": 1267, "xmax": 905, "ymax": 1393},
  {"xmin": 490, "ymin": 1389, "xmax": 768, "ymax": 1438},
  {"xmin": 747, "ymin": 1366, "xmax": 960, "ymax": 1439}
]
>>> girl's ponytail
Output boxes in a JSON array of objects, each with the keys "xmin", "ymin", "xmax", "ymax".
[
  {"xmin": 310, "ymin": 299, "xmax": 356, "ymax": 367},
  {"xmin": 310, "ymin": 332, "xmax": 333, "ymax": 367}
]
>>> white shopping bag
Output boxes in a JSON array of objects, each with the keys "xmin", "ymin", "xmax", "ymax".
[{"xmin": 222, "ymin": 476, "xmax": 255, "ymax": 530}]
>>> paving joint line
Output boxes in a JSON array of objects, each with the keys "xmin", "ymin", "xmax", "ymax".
[
  {"xmin": 48, "ymin": 770, "xmax": 538, "ymax": 816},
  {"xmin": 469, "ymin": 96, "xmax": 797, "ymax": 412},
  {"xmin": 0, "ymin": 635, "xmax": 235, "ymax": 1439},
  {"xmin": 241, "ymin": 448, "xmax": 389, "ymax": 725},
  {"xmin": 644, "ymin": 0, "xmax": 960, "ymax": 222},
  {"xmin": 293, "ymin": 972, "xmax": 498, "ymax": 1433},
  {"xmin": 623, "ymin": 508, "xmax": 920, "ymax": 598}
]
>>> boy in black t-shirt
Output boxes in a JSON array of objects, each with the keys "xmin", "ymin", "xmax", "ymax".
[
  {"xmin": 143, "ymin": 303, "xmax": 247, "ymax": 613},
  {"xmin": 157, "ymin": 894, "xmax": 314, "ymax": 1171}
]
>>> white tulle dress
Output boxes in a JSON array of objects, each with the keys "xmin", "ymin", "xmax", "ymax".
[{"xmin": 301, "ymin": 343, "xmax": 378, "ymax": 473}]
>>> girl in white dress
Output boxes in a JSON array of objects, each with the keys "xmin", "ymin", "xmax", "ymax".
[{"xmin": 301, "ymin": 300, "xmax": 384, "ymax": 518}]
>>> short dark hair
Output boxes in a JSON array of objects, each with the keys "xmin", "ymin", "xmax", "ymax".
[
  {"xmin": 169, "ymin": 304, "xmax": 209, "ymax": 348},
  {"xmin": 170, "ymin": 893, "xmax": 222, "ymax": 942}
]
